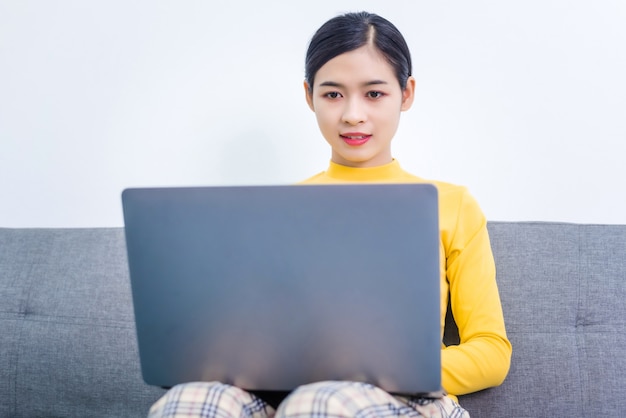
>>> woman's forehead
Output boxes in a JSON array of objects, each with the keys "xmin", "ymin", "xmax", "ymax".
[{"xmin": 314, "ymin": 46, "xmax": 397, "ymax": 87}]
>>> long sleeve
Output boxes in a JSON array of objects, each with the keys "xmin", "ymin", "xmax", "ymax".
[
  {"xmin": 439, "ymin": 188, "xmax": 512, "ymax": 396},
  {"xmin": 299, "ymin": 160, "xmax": 513, "ymax": 397}
]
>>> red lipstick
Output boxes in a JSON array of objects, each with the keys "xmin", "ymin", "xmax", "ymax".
[{"xmin": 340, "ymin": 132, "xmax": 371, "ymax": 146}]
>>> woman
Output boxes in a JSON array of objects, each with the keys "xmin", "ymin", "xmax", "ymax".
[{"xmin": 149, "ymin": 11, "xmax": 511, "ymax": 417}]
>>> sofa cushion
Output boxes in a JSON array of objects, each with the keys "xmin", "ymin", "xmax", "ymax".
[
  {"xmin": 2, "ymin": 222, "xmax": 625, "ymax": 417},
  {"xmin": 458, "ymin": 222, "xmax": 626, "ymax": 417},
  {"xmin": 0, "ymin": 228, "xmax": 165, "ymax": 417}
]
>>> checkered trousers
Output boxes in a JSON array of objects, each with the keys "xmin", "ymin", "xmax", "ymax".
[{"xmin": 148, "ymin": 381, "xmax": 469, "ymax": 418}]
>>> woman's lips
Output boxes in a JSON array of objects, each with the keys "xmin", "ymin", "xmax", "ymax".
[{"xmin": 340, "ymin": 133, "xmax": 371, "ymax": 146}]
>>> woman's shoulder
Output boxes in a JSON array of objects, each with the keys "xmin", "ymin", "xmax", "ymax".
[
  {"xmin": 299, "ymin": 171, "xmax": 328, "ymax": 184},
  {"xmin": 418, "ymin": 177, "xmax": 472, "ymax": 206},
  {"xmin": 420, "ymin": 178, "xmax": 486, "ymax": 233},
  {"xmin": 424, "ymin": 178, "xmax": 466, "ymax": 195}
]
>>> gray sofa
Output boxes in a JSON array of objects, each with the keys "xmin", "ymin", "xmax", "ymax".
[{"xmin": 1, "ymin": 222, "xmax": 625, "ymax": 417}]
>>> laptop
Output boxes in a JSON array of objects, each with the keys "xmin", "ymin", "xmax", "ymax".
[{"xmin": 122, "ymin": 184, "xmax": 442, "ymax": 397}]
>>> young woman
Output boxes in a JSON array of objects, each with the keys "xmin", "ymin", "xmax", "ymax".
[{"xmin": 149, "ymin": 11, "xmax": 511, "ymax": 417}]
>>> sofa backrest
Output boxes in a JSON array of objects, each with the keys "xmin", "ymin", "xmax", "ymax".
[
  {"xmin": 0, "ymin": 228, "xmax": 166, "ymax": 417},
  {"xmin": 456, "ymin": 222, "xmax": 626, "ymax": 417},
  {"xmin": 1, "ymin": 222, "xmax": 625, "ymax": 417}
]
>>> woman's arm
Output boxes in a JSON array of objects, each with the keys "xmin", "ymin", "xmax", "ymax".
[{"xmin": 440, "ymin": 189, "xmax": 512, "ymax": 396}]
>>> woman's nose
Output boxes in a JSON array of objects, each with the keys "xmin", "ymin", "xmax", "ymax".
[{"xmin": 342, "ymin": 98, "xmax": 366, "ymax": 125}]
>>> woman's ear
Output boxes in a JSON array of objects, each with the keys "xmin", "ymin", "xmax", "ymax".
[
  {"xmin": 304, "ymin": 81, "xmax": 315, "ymax": 111},
  {"xmin": 401, "ymin": 76, "xmax": 416, "ymax": 111}
]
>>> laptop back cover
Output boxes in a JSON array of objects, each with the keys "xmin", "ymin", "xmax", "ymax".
[{"xmin": 122, "ymin": 184, "xmax": 441, "ymax": 396}]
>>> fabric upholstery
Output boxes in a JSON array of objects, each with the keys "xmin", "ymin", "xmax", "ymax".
[
  {"xmin": 457, "ymin": 223, "xmax": 626, "ymax": 417},
  {"xmin": 0, "ymin": 228, "xmax": 166, "ymax": 417},
  {"xmin": 1, "ymin": 222, "xmax": 625, "ymax": 417}
]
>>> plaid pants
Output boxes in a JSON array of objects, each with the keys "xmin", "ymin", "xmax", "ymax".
[{"xmin": 149, "ymin": 381, "xmax": 469, "ymax": 418}]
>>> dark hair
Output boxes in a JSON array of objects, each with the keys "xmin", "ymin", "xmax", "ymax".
[{"xmin": 305, "ymin": 12, "xmax": 412, "ymax": 92}]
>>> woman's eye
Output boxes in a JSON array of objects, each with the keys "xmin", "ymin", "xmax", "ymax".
[
  {"xmin": 367, "ymin": 91, "xmax": 384, "ymax": 99},
  {"xmin": 324, "ymin": 92, "xmax": 341, "ymax": 99}
]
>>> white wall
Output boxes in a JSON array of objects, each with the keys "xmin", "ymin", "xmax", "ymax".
[{"xmin": 1, "ymin": 0, "xmax": 625, "ymax": 227}]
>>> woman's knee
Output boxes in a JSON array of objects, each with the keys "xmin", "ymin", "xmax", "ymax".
[
  {"xmin": 149, "ymin": 381, "xmax": 273, "ymax": 418},
  {"xmin": 276, "ymin": 381, "xmax": 397, "ymax": 417}
]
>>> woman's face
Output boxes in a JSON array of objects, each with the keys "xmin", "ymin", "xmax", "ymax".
[{"xmin": 305, "ymin": 45, "xmax": 415, "ymax": 168}]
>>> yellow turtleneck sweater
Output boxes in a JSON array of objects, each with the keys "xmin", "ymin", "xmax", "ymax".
[{"xmin": 301, "ymin": 160, "xmax": 512, "ymax": 399}]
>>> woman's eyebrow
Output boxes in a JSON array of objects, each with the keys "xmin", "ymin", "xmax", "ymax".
[{"xmin": 318, "ymin": 80, "xmax": 389, "ymax": 88}]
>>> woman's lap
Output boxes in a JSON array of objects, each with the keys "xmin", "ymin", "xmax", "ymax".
[
  {"xmin": 148, "ymin": 381, "xmax": 468, "ymax": 418},
  {"xmin": 148, "ymin": 382, "xmax": 274, "ymax": 418}
]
